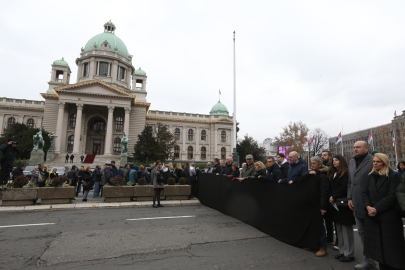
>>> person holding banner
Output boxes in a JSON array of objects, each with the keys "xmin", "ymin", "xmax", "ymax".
[{"xmin": 327, "ymin": 155, "xmax": 355, "ymax": 262}]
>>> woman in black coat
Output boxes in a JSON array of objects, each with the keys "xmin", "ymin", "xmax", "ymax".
[
  {"xmin": 362, "ymin": 153, "xmax": 405, "ymax": 270},
  {"xmin": 50, "ymin": 168, "xmax": 59, "ymax": 180},
  {"xmin": 81, "ymin": 166, "xmax": 93, "ymax": 202},
  {"xmin": 327, "ymin": 155, "xmax": 356, "ymax": 262},
  {"xmin": 238, "ymin": 161, "xmax": 266, "ymax": 182}
]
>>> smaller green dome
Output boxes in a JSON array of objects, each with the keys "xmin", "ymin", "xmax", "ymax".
[
  {"xmin": 105, "ymin": 20, "xmax": 115, "ymax": 26},
  {"xmin": 134, "ymin": 67, "xmax": 146, "ymax": 76},
  {"xmin": 210, "ymin": 101, "xmax": 229, "ymax": 116},
  {"xmin": 53, "ymin": 57, "xmax": 68, "ymax": 66}
]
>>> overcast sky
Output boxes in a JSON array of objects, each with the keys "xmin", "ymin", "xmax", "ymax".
[{"xmin": 1, "ymin": 1, "xmax": 404, "ymax": 144}]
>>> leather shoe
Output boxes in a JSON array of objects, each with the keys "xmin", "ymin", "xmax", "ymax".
[
  {"xmin": 316, "ymin": 249, "xmax": 328, "ymax": 257},
  {"xmin": 158, "ymin": 204, "xmax": 164, "ymax": 207},
  {"xmin": 335, "ymin": 254, "xmax": 344, "ymax": 260},
  {"xmin": 354, "ymin": 262, "xmax": 376, "ymax": 269},
  {"xmin": 339, "ymin": 256, "xmax": 355, "ymax": 262},
  {"xmin": 152, "ymin": 204, "xmax": 158, "ymax": 208}
]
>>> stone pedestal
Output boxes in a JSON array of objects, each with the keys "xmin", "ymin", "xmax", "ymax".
[
  {"xmin": 46, "ymin": 152, "xmax": 57, "ymax": 162},
  {"xmin": 120, "ymin": 155, "xmax": 128, "ymax": 166},
  {"xmin": 29, "ymin": 150, "xmax": 45, "ymax": 166}
]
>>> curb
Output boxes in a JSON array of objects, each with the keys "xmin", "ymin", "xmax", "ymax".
[{"xmin": 0, "ymin": 200, "xmax": 201, "ymax": 212}]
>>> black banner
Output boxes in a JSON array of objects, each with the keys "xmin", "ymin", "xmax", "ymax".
[{"xmin": 198, "ymin": 174, "xmax": 322, "ymax": 249}]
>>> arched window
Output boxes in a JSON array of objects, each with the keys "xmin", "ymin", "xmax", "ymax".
[
  {"xmin": 201, "ymin": 130, "xmax": 206, "ymax": 142},
  {"xmin": 174, "ymin": 145, "xmax": 180, "ymax": 158},
  {"xmin": 221, "ymin": 131, "xmax": 226, "ymax": 142},
  {"xmin": 201, "ymin": 147, "xmax": 206, "ymax": 160},
  {"xmin": 91, "ymin": 120, "xmax": 105, "ymax": 131},
  {"xmin": 7, "ymin": 117, "xmax": 16, "ymax": 129},
  {"xmin": 174, "ymin": 128, "xmax": 180, "ymax": 140},
  {"xmin": 67, "ymin": 135, "xmax": 74, "ymax": 152},
  {"xmin": 113, "ymin": 138, "xmax": 121, "ymax": 154},
  {"xmin": 188, "ymin": 129, "xmax": 194, "ymax": 141},
  {"xmin": 221, "ymin": 147, "xmax": 226, "ymax": 159},
  {"xmin": 27, "ymin": 118, "xmax": 35, "ymax": 128},
  {"xmin": 70, "ymin": 113, "xmax": 76, "ymax": 127},
  {"xmin": 188, "ymin": 146, "xmax": 193, "ymax": 159},
  {"xmin": 115, "ymin": 117, "xmax": 123, "ymax": 130}
]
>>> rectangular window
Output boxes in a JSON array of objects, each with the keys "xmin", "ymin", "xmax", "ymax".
[
  {"xmin": 119, "ymin": 67, "xmax": 126, "ymax": 81},
  {"xmin": 99, "ymin": 62, "xmax": 109, "ymax": 77},
  {"xmin": 83, "ymin": 62, "xmax": 89, "ymax": 77}
]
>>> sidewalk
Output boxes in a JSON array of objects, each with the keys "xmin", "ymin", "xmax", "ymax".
[{"xmin": 0, "ymin": 190, "xmax": 200, "ymax": 212}]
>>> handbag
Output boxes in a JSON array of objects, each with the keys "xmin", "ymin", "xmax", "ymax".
[{"xmin": 335, "ymin": 197, "xmax": 349, "ymax": 208}]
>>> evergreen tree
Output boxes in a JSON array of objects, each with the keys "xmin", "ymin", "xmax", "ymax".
[
  {"xmin": 236, "ymin": 135, "xmax": 266, "ymax": 162},
  {"xmin": 133, "ymin": 123, "xmax": 175, "ymax": 162},
  {"xmin": 0, "ymin": 123, "xmax": 51, "ymax": 159}
]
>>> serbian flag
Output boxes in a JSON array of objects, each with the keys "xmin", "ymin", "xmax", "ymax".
[
  {"xmin": 335, "ymin": 132, "xmax": 342, "ymax": 145},
  {"xmin": 367, "ymin": 130, "xmax": 373, "ymax": 144},
  {"xmin": 393, "ymin": 131, "xmax": 396, "ymax": 147},
  {"xmin": 303, "ymin": 138, "xmax": 308, "ymax": 147},
  {"xmin": 308, "ymin": 135, "xmax": 315, "ymax": 146},
  {"xmin": 395, "ymin": 111, "xmax": 397, "ymax": 117}
]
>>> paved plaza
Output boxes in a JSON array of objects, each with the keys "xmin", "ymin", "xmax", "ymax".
[{"xmin": 1, "ymin": 204, "xmax": 401, "ymax": 270}]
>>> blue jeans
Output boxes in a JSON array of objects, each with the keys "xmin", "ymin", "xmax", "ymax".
[
  {"xmin": 318, "ymin": 223, "xmax": 327, "ymax": 251},
  {"xmin": 93, "ymin": 182, "xmax": 100, "ymax": 197},
  {"xmin": 83, "ymin": 190, "xmax": 89, "ymax": 200}
]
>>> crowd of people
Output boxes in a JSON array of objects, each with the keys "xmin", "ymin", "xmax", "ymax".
[
  {"xmin": 231, "ymin": 141, "xmax": 405, "ymax": 270},
  {"xmin": 1, "ymin": 136, "xmax": 405, "ymax": 269}
]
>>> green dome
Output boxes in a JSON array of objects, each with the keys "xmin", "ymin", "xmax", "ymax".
[
  {"xmin": 53, "ymin": 57, "xmax": 68, "ymax": 66},
  {"xmin": 210, "ymin": 101, "xmax": 229, "ymax": 116},
  {"xmin": 83, "ymin": 23, "xmax": 129, "ymax": 59},
  {"xmin": 134, "ymin": 67, "xmax": 146, "ymax": 76}
]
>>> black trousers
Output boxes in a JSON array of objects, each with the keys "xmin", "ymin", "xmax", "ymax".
[
  {"xmin": 379, "ymin": 263, "xmax": 403, "ymax": 270},
  {"xmin": 324, "ymin": 216, "xmax": 334, "ymax": 241},
  {"xmin": 191, "ymin": 181, "xmax": 198, "ymax": 198},
  {"xmin": 0, "ymin": 162, "xmax": 13, "ymax": 185}
]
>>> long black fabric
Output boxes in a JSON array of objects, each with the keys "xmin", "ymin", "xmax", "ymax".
[{"xmin": 198, "ymin": 174, "xmax": 322, "ymax": 249}]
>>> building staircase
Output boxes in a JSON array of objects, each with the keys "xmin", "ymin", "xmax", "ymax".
[{"xmin": 44, "ymin": 153, "xmax": 124, "ymax": 168}]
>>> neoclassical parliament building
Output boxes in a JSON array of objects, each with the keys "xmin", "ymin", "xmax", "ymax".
[{"xmin": 0, "ymin": 21, "xmax": 234, "ymax": 162}]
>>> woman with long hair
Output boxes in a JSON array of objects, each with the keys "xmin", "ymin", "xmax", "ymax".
[
  {"xmin": 327, "ymin": 155, "xmax": 356, "ymax": 262},
  {"xmin": 82, "ymin": 166, "xmax": 93, "ymax": 202},
  {"xmin": 152, "ymin": 160, "xmax": 165, "ymax": 208},
  {"xmin": 396, "ymin": 160, "xmax": 405, "ymax": 180},
  {"xmin": 50, "ymin": 168, "xmax": 58, "ymax": 180},
  {"xmin": 362, "ymin": 153, "xmax": 405, "ymax": 270}
]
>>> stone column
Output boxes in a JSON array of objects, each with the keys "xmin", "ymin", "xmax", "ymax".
[
  {"xmin": 124, "ymin": 107, "xmax": 131, "ymax": 136},
  {"xmin": 54, "ymin": 102, "xmax": 65, "ymax": 153},
  {"xmin": 182, "ymin": 126, "xmax": 186, "ymax": 155},
  {"xmin": 196, "ymin": 127, "xmax": 199, "ymax": 154},
  {"xmin": 89, "ymin": 57, "xmax": 95, "ymax": 79},
  {"xmin": 72, "ymin": 104, "xmax": 83, "ymax": 154},
  {"xmin": 0, "ymin": 114, "xmax": 4, "ymax": 137},
  {"xmin": 36, "ymin": 117, "xmax": 43, "ymax": 128},
  {"xmin": 215, "ymin": 128, "xmax": 218, "ymax": 154},
  {"xmin": 104, "ymin": 106, "xmax": 114, "ymax": 155}
]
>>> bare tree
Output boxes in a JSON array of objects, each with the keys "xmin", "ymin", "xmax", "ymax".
[
  {"xmin": 308, "ymin": 128, "xmax": 329, "ymax": 156},
  {"xmin": 274, "ymin": 121, "xmax": 309, "ymax": 157}
]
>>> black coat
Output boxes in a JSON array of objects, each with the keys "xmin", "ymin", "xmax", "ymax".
[
  {"xmin": 362, "ymin": 169, "xmax": 405, "ymax": 269},
  {"xmin": 11, "ymin": 167, "xmax": 24, "ymax": 180},
  {"xmin": 328, "ymin": 172, "xmax": 356, "ymax": 225},
  {"xmin": 82, "ymin": 171, "xmax": 93, "ymax": 191},
  {"xmin": 300, "ymin": 171, "xmax": 329, "ymax": 211},
  {"xmin": 50, "ymin": 173, "xmax": 59, "ymax": 179},
  {"xmin": 230, "ymin": 169, "xmax": 240, "ymax": 178},
  {"xmin": 67, "ymin": 170, "xmax": 78, "ymax": 186},
  {"xmin": 279, "ymin": 161, "xmax": 290, "ymax": 179},
  {"xmin": 93, "ymin": 167, "xmax": 102, "ymax": 182},
  {"xmin": 224, "ymin": 163, "xmax": 233, "ymax": 176},
  {"xmin": 213, "ymin": 163, "xmax": 221, "ymax": 174},
  {"xmin": 0, "ymin": 143, "xmax": 20, "ymax": 163},
  {"xmin": 265, "ymin": 164, "xmax": 283, "ymax": 182}
]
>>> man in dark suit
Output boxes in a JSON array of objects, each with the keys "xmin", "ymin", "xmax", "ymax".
[{"xmin": 347, "ymin": 141, "xmax": 375, "ymax": 270}]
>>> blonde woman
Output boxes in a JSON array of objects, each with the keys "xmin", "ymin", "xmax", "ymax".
[
  {"xmin": 175, "ymin": 163, "xmax": 183, "ymax": 182},
  {"xmin": 50, "ymin": 168, "xmax": 58, "ymax": 179},
  {"xmin": 238, "ymin": 161, "xmax": 266, "ymax": 182},
  {"xmin": 362, "ymin": 153, "xmax": 405, "ymax": 270}
]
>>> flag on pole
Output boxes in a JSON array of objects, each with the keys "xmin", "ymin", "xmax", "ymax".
[
  {"xmin": 335, "ymin": 132, "xmax": 342, "ymax": 145},
  {"xmin": 393, "ymin": 131, "xmax": 396, "ymax": 147},
  {"xmin": 395, "ymin": 111, "xmax": 397, "ymax": 117},
  {"xmin": 219, "ymin": 89, "xmax": 221, "ymax": 95},
  {"xmin": 367, "ymin": 130, "xmax": 373, "ymax": 144},
  {"xmin": 303, "ymin": 138, "xmax": 308, "ymax": 147},
  {"xmin": 308, "ymin": 135, "xmax": 315, "ymax": 146}
]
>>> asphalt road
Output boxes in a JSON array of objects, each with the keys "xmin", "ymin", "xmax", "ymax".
[{"xmin": 0, "ymin": 205, "xmax": 401, "ymax": 270}]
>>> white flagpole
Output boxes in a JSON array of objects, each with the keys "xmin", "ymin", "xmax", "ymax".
[
  {"xmin": 232, "ymin": 31, "xmax": 238, "ymax": 166},
  {"xmin": 371, "ymin": 129, "xmax": 375, "ymax": 151},
  {"xmin": 394, "ymin": 131, "xmax": 398, "ymax": 166}
]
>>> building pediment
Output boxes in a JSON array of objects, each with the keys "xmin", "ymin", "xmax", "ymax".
[{"xmin": 53, "ymin": 80, "xmax": 136, "ymax": 100}]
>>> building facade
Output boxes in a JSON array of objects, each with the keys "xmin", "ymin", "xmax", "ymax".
[
  {"xmin": 329, "ymin": 112, "xmax": 405, "ymax": 168},
  {"xmin": 0, "ymin": 21, "xmax": 234, "ymax": 162}
]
